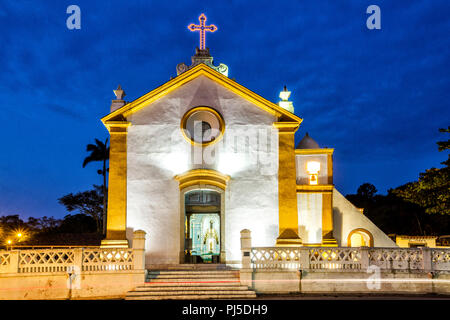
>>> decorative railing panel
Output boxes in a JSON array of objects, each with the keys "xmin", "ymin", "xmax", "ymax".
[
  {"xmin": 247, "ymin": 245, "xmax": 450, "ymax": 272},
  {"xmin": 309, "ymin": 248, "xmax": 361, "ymax": 270},
  {"xmin": 0, "ymin": 230, "xmax": 146, "ymax": 275},
  {"xmin": 432, "ymin": 249, "xmax": 450, "ymax": 271},
  {"xmin": 251, "ymin": 247, "xmax": 301, "ymax": 269},
  {"xmin": 82, "ymin": 248, "xmax": 134, "ymax": 271},
  {"xmin": 0, "ymin": 252, "xmax": 11, "ymax": 272},
  {"xmin": 18, "ymin": 249, "xmax": 75, "ymax": 273},
  {"xmin": 369, "ymin": 248, "xmax": 423, "ymax": 270}
]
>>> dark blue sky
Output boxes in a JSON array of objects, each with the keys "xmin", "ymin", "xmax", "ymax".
[{"xmin": 0, "ymin": 1, "xmax": 449, "ymax": 219}]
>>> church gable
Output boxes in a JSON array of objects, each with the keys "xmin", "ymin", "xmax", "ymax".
[
  {"xmin": 127, "ymin": 75, "xmax": 277, "ymax": 127},
  {"xmin": 101, "ymin": 63, "xmax": 302, "ymax": 127}
]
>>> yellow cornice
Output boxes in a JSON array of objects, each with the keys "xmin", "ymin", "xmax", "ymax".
[
  {"xmin": 296, "ymin": 184, "xmax": 334, "ymax": 193},
  {"xmin": 273, "ymin": 122, "xmax": 300, "ymax": 133},
  {"xmin": 174, "ymin": 169, "xmax": 231, "ymax": 190},
  {"xmin": 104, "ymin": 121, "xmax": 131, "ymax": 133},
  {"xmin": 101, "ymin": 63, "xmax": 302, "ymax": 125},
  {"xmin": 295, "ymin": 148, "xmax": 334, "ymax": 155}
]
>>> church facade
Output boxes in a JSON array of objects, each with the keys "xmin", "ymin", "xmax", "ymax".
[{"xmin": 100, "ymin": 47, "xmax": 396, "ymax": 267}]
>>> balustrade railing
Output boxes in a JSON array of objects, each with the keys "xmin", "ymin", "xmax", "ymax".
[
  {"xmin": 368, "ymin": 248, "xmax": 424, "ymax": 270},
  {"xmin": 18, "ymin": 249, "xmax": 76, "ymax": 273},
  {"xmin": 82, "ymin": 248, "xmax": 134, "ymax": 271},
  {"xmin": 432, "ymin": 249, "xmax": 450, "ymax": 271},
  {"xmin": 0, "ymin": 230, "xmax": 146, "ymax": 275},
  {"xmin": 240, "ymin": 230, "xmax": 450, "ymax": 272},
  {"xmin": 246, "ymin": 246, "xmax": 450, "ymax": 271},
  {"xmin": 251, "ymin": 247, "xmax": 302, "ymax": 269},
  {"xmin": 309, "ymin": 247, "xmax": 362, "ymax": 270}
]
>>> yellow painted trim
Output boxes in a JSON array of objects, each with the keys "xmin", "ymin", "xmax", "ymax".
[
  {"xmin": 327, "ymin": 153, "xmax": 333, "ymax": 185},
  {"xmin": 104, "ymin": 121, "xmax": 131, "ymax": 133},
  {"xmin": 105, "ymin": 128, "xmax": 128, "ymax": 242},
  {"xmin": 101, "ymin": 63, "xmax": 302, "ymax": 125},
  {"xmin": 296, "ymin": 185, "xmax": 334, "ymax": 193},
  {"xmin": 277, "ymin": 131, "xmax": 301, "ymax": 244},
  {"xmin": 100, "ymin": 239, "xmax": 129, "ymax": 248},
  {"xmin": 320, "ymin": 239, "xmax": 338, "ymax": 247},
  {"xmin": 180, "ymin": 106, "xmax": 225, "ymax": 147},
  {"xmin": 301, "ymin": 243, "xmax": 322, "ymax": 247},
  {"xmin": 295, "ymin": 148, "xmax": 334, "ymax": 155},
  {"xmin": 273, "ymin": 122, "xmax": 300, "ymax": 133},
  {"xmin": 174, "ymin": 169, "xmax": 230, "ymax": 190}
]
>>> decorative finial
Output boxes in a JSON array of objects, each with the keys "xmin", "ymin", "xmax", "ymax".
[
  {"xmin": 188, "ymin": 13, "xmax": 217, "ymax": 50},
  {"xmin": 278, "ymin": 86, "xmax": 294, "ymax": 113},
  {"xmin": 113, "ymin": 84, "xmax": 125, "ymax": 100}
]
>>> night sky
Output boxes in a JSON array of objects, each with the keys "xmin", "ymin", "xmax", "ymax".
[{"xmin": 0, "ymin": 1, "xmax": 448, "ymax": 220}]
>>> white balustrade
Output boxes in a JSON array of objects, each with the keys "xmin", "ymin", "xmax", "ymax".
[
  {"xmin": 432, "ymin": 249, "xmax": 450, "ymax": 271},
  {"xmin": 249, "ymin": 246, "xmax": 450, "ymax": 272},
  {"xmin": 251, "ymin": 247, "xmax": 302, "ymax": 269},
  {"xmin": 309, "ymin": 247, "xmax": 362, "ymax": 270},
  {"xmin": 18, "ymin": 249, "xmax": 75, "ymax": 273},
  {"xmin": 0, "ymin": 230, "xmax": 146, "ymax": 275},
  {"xmin": 239, "ymin": 230, "xmax": 450, "ymax": 273},
  {"xmin": 368, "ymin": 248, "xmax": 424, "ymax": 270},
  {"xmin": 82, "ymin": 248, "xmax": 134, "ymax": 271}
]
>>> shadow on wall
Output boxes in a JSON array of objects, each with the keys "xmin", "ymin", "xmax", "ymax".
[
  {"xmin": 332, "ymin": 207, "xmax": 343, "ymax": 246},
  {"xmin": 126, "ymin": 227, "xmax": 134, "ymax": 247},
  {"xmin": 298, "ymin": 225, "xmax": 308, "ymax": 242}
]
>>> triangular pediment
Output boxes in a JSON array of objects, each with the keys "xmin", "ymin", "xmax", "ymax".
[{"xmin": 101, "ymin": 63, "xmax": 302, "ymax": 126}]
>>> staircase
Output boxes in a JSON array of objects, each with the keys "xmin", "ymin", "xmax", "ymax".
[{"xmin": 126, "ymin": 265, "xmax": 256, "ymax": 300}]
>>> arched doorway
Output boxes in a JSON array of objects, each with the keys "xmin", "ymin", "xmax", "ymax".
[
  {"xmin": 347, "ymin": 228, "xmax": 374, "ymax": 247},
  {"xmin": 184, "ymin": 189, "xmax": 222, "ymax": 263},
  {"xmin": 175, "ymin": 169, "xmax": 230, "ymax": 264}
]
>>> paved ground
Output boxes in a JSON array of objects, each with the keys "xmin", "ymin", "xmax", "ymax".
[{"xmin": 255, "ymin": 293, "xmax": 450, "ymax": 300}]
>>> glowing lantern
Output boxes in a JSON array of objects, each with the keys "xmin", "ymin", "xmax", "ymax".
[{"xmin": 306, "ymin": 161, "xmax": 320, "ymax": 185}]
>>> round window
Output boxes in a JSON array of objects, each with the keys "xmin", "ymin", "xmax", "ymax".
[{"xmin": 181, "ymin": 107, "xmax": 224, "ymax": 146}]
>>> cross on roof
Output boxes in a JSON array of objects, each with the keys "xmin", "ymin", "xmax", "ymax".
[{"xmin": 188, "ymin": 14, "xmax": 217, "ymax": 50}]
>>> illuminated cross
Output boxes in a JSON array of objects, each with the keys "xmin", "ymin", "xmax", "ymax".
[{"xmin": 188, "ymin": 14, "xmax": 217, "ymax": 50}]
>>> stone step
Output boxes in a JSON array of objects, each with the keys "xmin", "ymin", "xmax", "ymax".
[
  {"xmin": 141, "ymin": 281, "xmax": 243, "ymax": 287},
  {"xmin": 127, "ymin": 290, "xmax": 255, "ymax": 296},
  {"xmin": 126, "ymin": 294, "xmax": 257, "ymax": 300},
  {"xmin": 146, "ymin": 279, "xmax": 241, "ymax": 284},
  {"xmin": 147, "ymin": 270, "xmax": 239, "ymax": 276},
  {"xmin": 133, "ymin": 285, "xmax": 250, "ymax": 291},
  {"xmin": 147, "ymin": 274, "xmax": 238, "ymax": 280},
  {"xmin": 126, "ymin": 268, "xmax": 257, "ymax": 300},
  {"xmin": 147, "ymin": 264, "xmax": 232, "ymax": 271}
]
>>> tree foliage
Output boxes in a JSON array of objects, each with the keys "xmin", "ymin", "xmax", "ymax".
[
  {"xmin": 346, "ymin": 184, "xmax": 450, "ymax": 236},
  {"xmin": 392, "ymin": 126, "xmax": 450, "ymax": 215},
  {"xmin": 58, "ymin": 185, "xmax": 104, "ymax": 233}
]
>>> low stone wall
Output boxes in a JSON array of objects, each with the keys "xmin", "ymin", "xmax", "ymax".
[
  {"xmin": 246, "ymin": 269, "xmax": 450, "ymax": 295},
  {"xmin": 0, "ymin": 230, "xmax": 147, "ymax": 300},
  {"xmin": 0, "ymin": 270, "xmax": 145, "ymax": 300},
  {"xmin": 239, "ymin": 229, "xmax": 450, "ymax": 295}
]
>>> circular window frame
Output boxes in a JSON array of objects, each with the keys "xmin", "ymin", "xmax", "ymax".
[{"xmin": 180, "ymin": 106, "xmax": 225, "ymax": 147}]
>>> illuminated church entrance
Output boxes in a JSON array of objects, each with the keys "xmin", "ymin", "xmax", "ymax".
[{"xmin": 184, "ymin": 190, "xmax": 221, "ymax": 263}]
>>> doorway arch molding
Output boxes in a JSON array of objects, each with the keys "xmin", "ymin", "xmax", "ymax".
[{"xmin": 174, "ymin": 169, "xmax": 230, "ymax": 190}]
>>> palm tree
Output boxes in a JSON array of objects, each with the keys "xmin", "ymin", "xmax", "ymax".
[{"xmin": 83, "ymin": 138, "xmax": 109, "ymax": 236}]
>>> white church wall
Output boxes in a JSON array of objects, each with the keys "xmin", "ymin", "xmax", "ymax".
[
  {"xmin": 297, "ymin": 193, "xmax": 323, "ymax": 244},
  {"xmin": 332, "ymin": 188, "xmax": 397, "ymax": 247},
  {"xmin": 126, "ymin": 75, "xmax": 279, "ymax": 265},
  {"xmin": 295, "ymin": 154, "xmax": 328, "ymax": 185}
]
